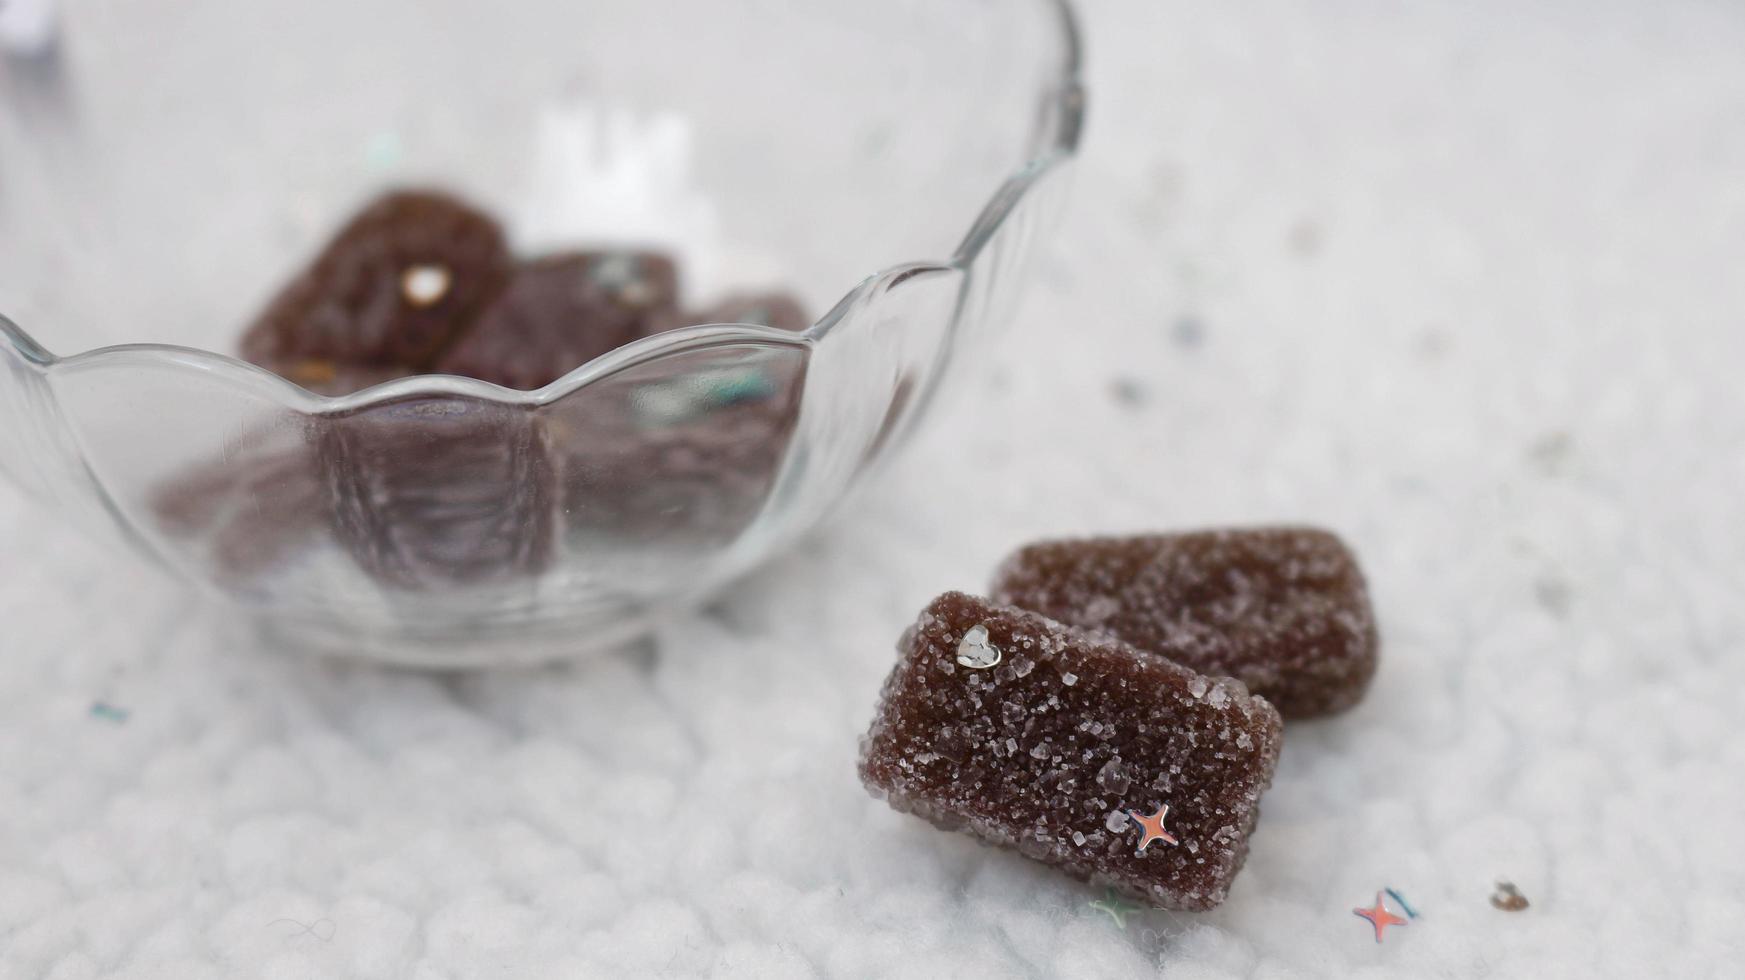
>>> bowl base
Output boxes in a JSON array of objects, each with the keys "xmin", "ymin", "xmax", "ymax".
[{"xmin": 249, "ymin": 604, "xmax": 668, "ymax": 668}]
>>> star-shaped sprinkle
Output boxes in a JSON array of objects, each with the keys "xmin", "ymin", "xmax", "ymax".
[
  {"xmin": 1126, "ymin": 804, "xmax": 1178, "ymax": 852},
  {"xmin": 1089, "ymin": 888, "xmax": 1141, "ymax": 929},
  {"xmin": 1353, "ymin": 891, "xmax": 1408, "ymax": 943}
]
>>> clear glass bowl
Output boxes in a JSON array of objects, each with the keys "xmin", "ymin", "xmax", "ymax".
[{"xmin": 0, "ymin": 0, "xmax": 1084, "ymax": 664}]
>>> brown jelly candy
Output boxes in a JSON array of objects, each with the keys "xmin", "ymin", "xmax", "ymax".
[
  {"xmin": 150, "ymin": 445, "xmax": 326, "ymax": 582},
  {"xmin": 434, "ymin": 251, "xmax": 682, "ymax": 390},
  {"xmin": 647, "ymin": 291, "xmax": 811, "ymax": 336},
  {"xmin": 269, "ymin": 361, "xmax": 411, "ymax": 397},
  {"xmin": 991, "ymin": 528, "xmax": 1378, "ymax": 719},
  {"xmin": 859, "ymin": 592, "xmax": 1283, "ymax": 910},
  {"xmin": 239, "ymin": 189, "xmax": 511, "ymax": 372},
  {"xmin": 555, "ymin": 348, "xmax": 805, "ymax": 542},
  {"xmin": 315, "ymin": 395, "xmax": 555, "ymax": 590}
]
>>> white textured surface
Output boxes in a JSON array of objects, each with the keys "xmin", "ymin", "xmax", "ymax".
[{"xmin": 5, "ymin": 0, "xmax": 1745, "ymax": 976}]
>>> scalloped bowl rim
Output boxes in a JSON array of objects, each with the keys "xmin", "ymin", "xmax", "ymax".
[{"xmin": 0, "ymin": 1, "xmax": 1084, "ymax": 412}]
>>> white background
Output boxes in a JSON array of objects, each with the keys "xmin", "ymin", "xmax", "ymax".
[{"xmin": 3, "ymin": 1, "xmax": 1743, "ymax": 976}]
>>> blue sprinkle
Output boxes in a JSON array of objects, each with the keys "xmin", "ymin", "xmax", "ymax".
[
  {"xmin": 707, "ymin": 370, "xmax": 775, "ymax": 408},
  {"xmin": 90, "ymin": 701, "xmax": 130, "ymax": 723},
  {"xmin": 1385, "ymin": 887, "xmax": 1419, "ymax": 919},
  {"xmin": 1088, "ymin": 888, "xmax": 1141, "ymax": 929}
]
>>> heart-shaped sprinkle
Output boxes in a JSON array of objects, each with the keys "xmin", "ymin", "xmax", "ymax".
[{"xmin": 956, "ymin": 624, "xmax": 1002, "ymax": 669}]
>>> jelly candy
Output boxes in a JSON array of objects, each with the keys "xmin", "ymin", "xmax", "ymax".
[
  {"xmin": 239, "ymin": 190, "xmax": 511, "ymax": 371},
  {"xmin": 992, "ymin": 528, "xmax": 1378, "ymax": 718},
  {"xmin": 859, "ymin": 592, "xmax": 1283, "ymax": 910}
]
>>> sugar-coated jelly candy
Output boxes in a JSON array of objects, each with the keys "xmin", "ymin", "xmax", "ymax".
[
  {"xmin": 859, "ymin": 592, "xmax": 1283, "ymax": 910},
  {"xmin": 316, "ymin": 395, "xmax": 555, "ymax": 589},
  {"xmin": 239, "ymin": 190, "xmax": 511, "ymax": 371},
  {"xmin": 647, "ymin": 292, "xmax": 811, "ymax": 336},
  {"xmin": 434, "ymin": 251, "xmax": 682, "ymax": 390},
  {"xmin": 991, "ymin": 528, "xmax": 1378, "ymax": 719},
  {"xmin": 267, "ymin": 361, "xmax": 411, "ymax": 396},
  {"xmin": 556, "ymin": 349, "xmax": 806, "ymax": 542},
  {"xmin": 151, "ymin": 445, "xmax": 325, "ymax": 582}
]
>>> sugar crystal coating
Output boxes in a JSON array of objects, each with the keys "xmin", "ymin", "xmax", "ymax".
[
  {"xmin": 858, "ymin": 592, "xmax": 1283, "ymax": 910},
  {"xmin": 239, "ymin": 190, "xmax": 511, "ymax": 372},
  {"xmin": 992, "ymin": 528, "xmax": 1379, "ymax": 718}
]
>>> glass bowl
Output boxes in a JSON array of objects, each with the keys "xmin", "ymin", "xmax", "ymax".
[{"xmin": 0, "ymin": 0, "xmax": 1085, "ymax": 665}]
